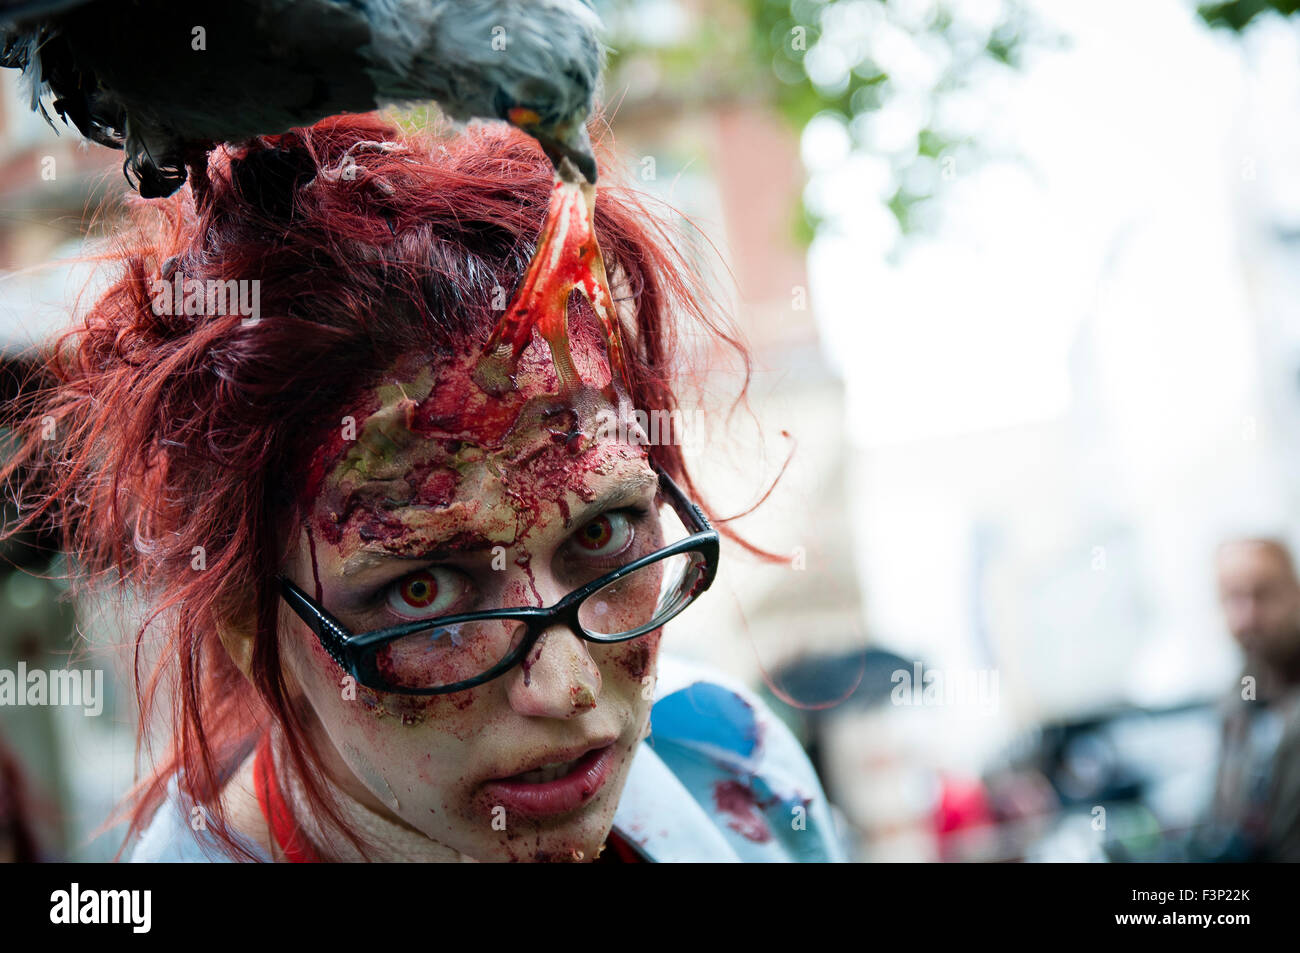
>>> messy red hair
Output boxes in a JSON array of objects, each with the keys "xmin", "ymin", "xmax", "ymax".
[{"xmin": 0, "ymin": 112, "xmax": 760, "ymax": 860}]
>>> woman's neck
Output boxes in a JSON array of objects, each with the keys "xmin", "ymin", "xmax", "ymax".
[{"xmin": 223, "ymin": 728, "xmax": 478, "ymax": 862}]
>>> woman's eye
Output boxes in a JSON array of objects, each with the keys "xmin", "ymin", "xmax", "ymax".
[
  {"xmin": 386, "ymin": 568, "xmax": 468, "ymax": 619},
  {"xmin": 573, "ymin": 512, "xmax": 633, "ymax": 557}
]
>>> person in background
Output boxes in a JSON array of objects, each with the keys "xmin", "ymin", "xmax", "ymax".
[{"xmin": 1204, "ymin": 537, "xmax": 1300, "ymax": 860}]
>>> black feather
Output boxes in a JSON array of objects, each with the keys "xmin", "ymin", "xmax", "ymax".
[
  {"xmin": 0, "ymin": 0, "xmax": 605, "ymax": 197},
  {"xmin": 230, "ymin": 144, "xmax": 318, "ymax": 222}
]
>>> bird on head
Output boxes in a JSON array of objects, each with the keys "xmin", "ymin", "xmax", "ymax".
[{"xmin": 0, "ymin": 0, "xmax": 629, "ymax": 394}]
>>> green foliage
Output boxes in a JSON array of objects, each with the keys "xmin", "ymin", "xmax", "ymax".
[
  {"xmin": 745, "ymin": 0, "xmax": 1035, "ymax": 241},
  {"xmin": 1199, "ymin": 0, "xmax": 1300, "ymax": 31},
  {"xmin": 596, "ymin": 1, "xmax": 1038, "ymax": 244}
]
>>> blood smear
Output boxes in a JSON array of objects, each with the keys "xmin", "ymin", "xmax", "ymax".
[{"xmin": 475, "ymin": 167, "xmax": 629, "ymax": 397}]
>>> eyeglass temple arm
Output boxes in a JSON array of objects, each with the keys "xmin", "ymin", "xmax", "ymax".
[
  {"xmin": 277, "ymin": 575, "xmax": 354, "ymax": 670},
  {"xmin": 652, "ymin": 461, "xmax": 714, "ymax": 534}
]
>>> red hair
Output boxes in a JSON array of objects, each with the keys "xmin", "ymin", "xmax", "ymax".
[{"xmin": 1, "ymin": 112, "xmax": 761, "ymax": 860}]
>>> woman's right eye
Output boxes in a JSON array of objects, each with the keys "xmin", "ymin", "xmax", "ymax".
[{"xmin": 385, "ymin": 567, "xmax": 472, "ymax": 619}]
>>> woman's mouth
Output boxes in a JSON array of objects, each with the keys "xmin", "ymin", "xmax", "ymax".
[{"xmin": 484, "ymin": 743, "xmax": 618, "ymax": 817}]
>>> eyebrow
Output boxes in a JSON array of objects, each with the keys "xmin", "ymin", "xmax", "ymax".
[
  {"xmin": 337, "ymin": 535, "xmax": 498, "ymax": 578},
  {"xmin": 334, "ymin": 469, "xmax": 659, "ymax": 578},
  {"xmin": 563, "ymin": 469, "xmax": 658, "ymax": 531}
]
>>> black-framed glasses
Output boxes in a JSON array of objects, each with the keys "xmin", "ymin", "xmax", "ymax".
[{"xmin": 277, "ymin": 463, "xmax": 719, "ymax": 695}]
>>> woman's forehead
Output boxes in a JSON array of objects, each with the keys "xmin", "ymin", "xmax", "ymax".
[
  {"xmin": 324, "ymin": 448, "xmax": 657, "ymax": 573},
  {"xmin": 328, "ymin": 341, "xmax": 626, "ymax": 475},
  {"xmin": 305, "ymin": 338, "xmax": 652, "ymax": 550},
  {"xmin": 304, "ymin": 328, "xmax": 616, "ymax": 494}
]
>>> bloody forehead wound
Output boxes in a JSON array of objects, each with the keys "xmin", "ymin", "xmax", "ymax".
[{"xmin": 305, "ymin": 331, "xmax": 629, "ymax": 550}]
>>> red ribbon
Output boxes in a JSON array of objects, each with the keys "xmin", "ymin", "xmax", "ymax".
[{"xmin": 253, "ymin": 732, "xmax": 320, "ymax": 863}]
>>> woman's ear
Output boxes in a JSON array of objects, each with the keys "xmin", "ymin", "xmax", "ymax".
[{"xmin": 217, "ymin": 609, "xmax": 257, "ymax": 679}]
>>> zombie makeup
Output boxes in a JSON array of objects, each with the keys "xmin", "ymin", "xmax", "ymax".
[
  {"xmin": 475, "ymin": 162, "xmax": 629, "ymax": 396},
  {"xmin": 277, "ymin": 328, "xmax": 665, "ymax": 862}
]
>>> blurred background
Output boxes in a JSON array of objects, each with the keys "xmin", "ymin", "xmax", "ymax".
[{"xmin": 3, "ymin": 0, "xmax": 1300, "ymax": 861}]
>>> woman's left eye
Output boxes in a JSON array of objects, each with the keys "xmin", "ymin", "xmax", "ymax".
[{"xmin": 572, "ymin": 512, "xmax": 633, "ymax": 557}]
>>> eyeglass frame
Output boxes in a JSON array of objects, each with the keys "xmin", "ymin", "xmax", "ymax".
[{"xmin": 276, "ymin": 462, "xmax": 720, "ymax": 695}]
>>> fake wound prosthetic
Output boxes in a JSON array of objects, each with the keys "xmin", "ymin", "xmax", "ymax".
[{"xmin": 473, "ymin": 156, "xmax": 630, "ymax": 399}]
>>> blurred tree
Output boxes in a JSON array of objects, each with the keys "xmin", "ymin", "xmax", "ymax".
[{"xmin": 595, "ymin": 0, "xmax": 1043, "ymax": 244}]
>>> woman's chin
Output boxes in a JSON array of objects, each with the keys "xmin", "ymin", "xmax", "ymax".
[{"xmin": 464, "ymin": 799, "xmax": 620, "ymax": 863}]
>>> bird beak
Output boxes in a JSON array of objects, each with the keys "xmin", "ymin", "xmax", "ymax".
[{"xmin": 529, "ymin": 119, "xmax": 598, "ymax": 185}]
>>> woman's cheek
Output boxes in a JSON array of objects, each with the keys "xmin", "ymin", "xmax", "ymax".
[
  {"xmin": 291, "ymin": 619, "xmax": 485, "ymax": 740},
  {"xmin": 600, "ymin": 630, "xmax": 662, "ymax": 701}
]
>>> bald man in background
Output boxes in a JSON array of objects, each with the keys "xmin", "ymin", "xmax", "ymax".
[{"xmin": 1206, "ymin": 538, "xmax": 1300, "ymax": 861}]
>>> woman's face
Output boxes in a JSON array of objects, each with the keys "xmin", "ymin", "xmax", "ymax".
[{"xmin": 278, "ymin": 332, "xmax": 664, "ymax": 862}]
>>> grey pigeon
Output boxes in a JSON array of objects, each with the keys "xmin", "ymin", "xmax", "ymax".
[{"xmin": 0, "ymin": 0, "xmax": 605, "ymax": 197}]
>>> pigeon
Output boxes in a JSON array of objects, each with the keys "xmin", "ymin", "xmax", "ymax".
[{"xmin": 0, "ymin": 0, "xmax": 605, "ymax": 197}]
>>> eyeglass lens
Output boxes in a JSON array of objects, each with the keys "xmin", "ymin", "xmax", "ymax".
[{"xmin": 372, "ymin": 549, "xmax": 707, "ymax": 690}]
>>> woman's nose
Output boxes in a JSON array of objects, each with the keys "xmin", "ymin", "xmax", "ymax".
[
  {"xmin": 506, "ymin": 622, "xmax": 603, "ymax": 718},
  {"xmin": 500, "ymin": 565, "xmax": 603, "ymax": 717}
]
